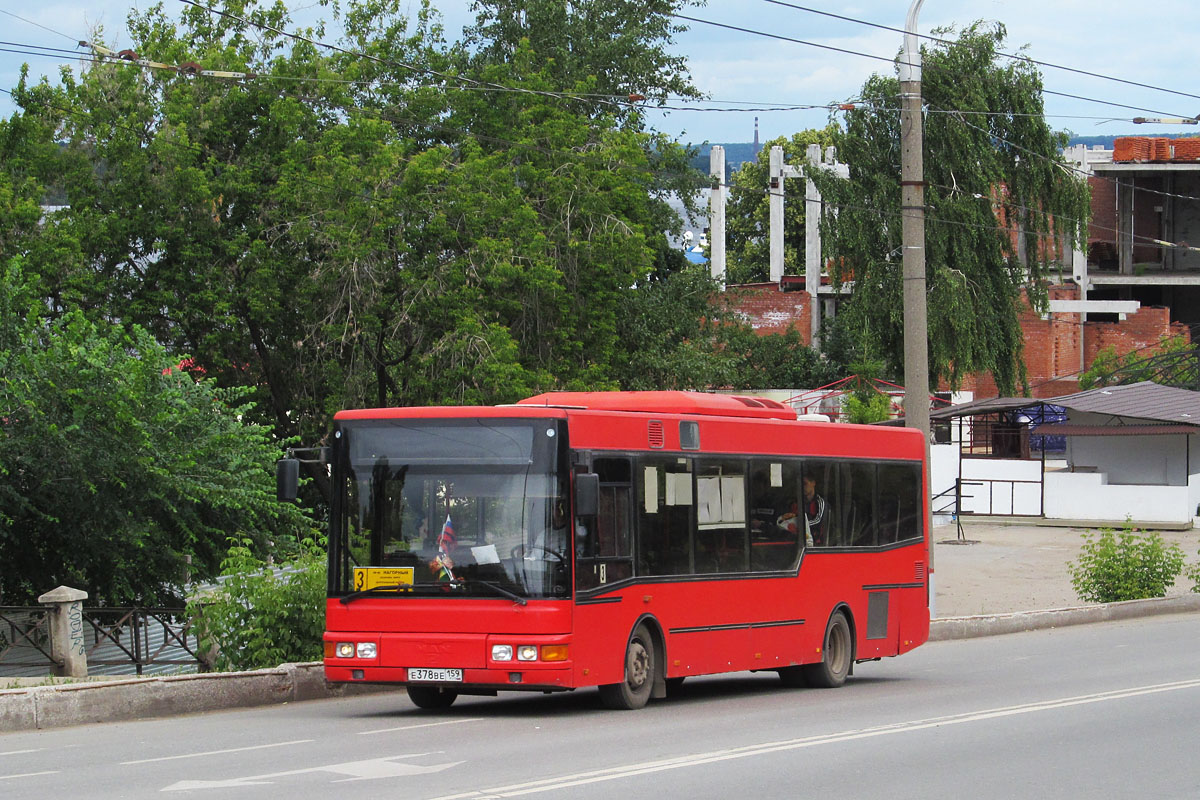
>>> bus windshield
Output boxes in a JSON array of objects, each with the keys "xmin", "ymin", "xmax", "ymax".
[{"xmin": 332, "ymin": 418, "xmax": 571, "ymax": 600}]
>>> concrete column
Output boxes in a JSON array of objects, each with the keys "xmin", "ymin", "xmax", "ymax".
[
  {"xmin": 769, "ymin": 145, "xmax": 785, "ymax": 282},
  {"xmin": 1117, "ymin": 177, "xmax": 1135, "ymax": 276},
  {"xmin": 38, "ymin": 585, "xmax": 89, "ymax": 678},
  {"xmin": 805, "ymin": 143, "xmax": 823, "ymax": 345},
  {"xmin": 1163, "ymin": 174, "xmax": 1175, "ymax": 271},
  {"xmin": 709, "ymin": 145, "xmax": 726, "ymax": 288}
]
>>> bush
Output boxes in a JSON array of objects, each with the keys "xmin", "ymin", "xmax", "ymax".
[
  {"xmin": 1069, "ymin": 524, "xmax": 1184, "ymax": 603},
  {"xmin": 189, "ymin": 537, "xmax": 327, "ymax": 671}
]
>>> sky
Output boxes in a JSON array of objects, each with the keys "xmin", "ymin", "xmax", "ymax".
[{"xmin": 1, "ymin": 0, "xmax": 1198, "ymax": 145}]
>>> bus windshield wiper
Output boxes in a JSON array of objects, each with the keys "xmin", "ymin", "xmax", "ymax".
[
  {"xmin": 339, "ymin": 580, "xmax": 527, "ymax": 605},
  {"xmin": 339, "ymin": 584, "xmax": 410, "ymax": 604},
  {"xmin": 453, "ymin": 578, "xmax": 528, "ymax": 605}
]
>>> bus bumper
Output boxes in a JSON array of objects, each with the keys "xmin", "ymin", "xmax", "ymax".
[{"xmin": 325, "ymin": 664, "xmax": 574, "ymax": 690}]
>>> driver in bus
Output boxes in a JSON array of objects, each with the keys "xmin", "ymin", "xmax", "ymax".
[{"xmin": 531, "ymin": 497, "xmax": 570, "ymax": 560}]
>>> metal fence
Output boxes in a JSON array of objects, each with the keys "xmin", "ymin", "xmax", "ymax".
[{"xmin": 0, "ymin": 606, "xmax": 205, "ymax": 678}]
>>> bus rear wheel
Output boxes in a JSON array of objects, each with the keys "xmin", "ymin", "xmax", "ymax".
[
  {"xmin": 802, "ymin": 611, "xmax": 852, "ymax": 688},
  {"xmin": 599, "ymin": 624, "xmax": 655, "ymax": 710},
  {"xmin": 407, "ymin": 685, "xmax": 458, "ymax": 709}
]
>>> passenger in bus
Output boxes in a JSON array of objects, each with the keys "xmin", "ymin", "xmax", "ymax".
[
  {"xmin": 750, "ymin": 471, "xmax": 797, "ymax": 541},
  {"xmin": 803, "ymin": 475, "xmax": 829, "ymax": 546}
]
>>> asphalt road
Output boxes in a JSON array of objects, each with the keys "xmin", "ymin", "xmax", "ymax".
[{"xmin": 4, "ymin": 614, "xmax": 1200, "ymax": 799}]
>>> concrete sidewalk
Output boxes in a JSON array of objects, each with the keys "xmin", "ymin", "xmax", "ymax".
[
  {"xmin": 4, "ymin": 519, "xmax": 1199, "ymax": 733},
  {"xmin": 932, "ymin": 518, "xmax": 1200, "ymax": 618}
]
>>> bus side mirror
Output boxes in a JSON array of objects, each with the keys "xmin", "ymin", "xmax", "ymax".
[
  {"xmin": 574, "ymin": 473, "xmax": 599, "ymax": 517},
  {"xmin": 276, "ymin": 458, "xmax": 300, "ymax": 502}
]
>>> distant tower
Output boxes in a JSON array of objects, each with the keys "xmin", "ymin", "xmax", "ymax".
[{"xmin": 753, "ymin": 117, "xmax": 762, "ymax": 162}]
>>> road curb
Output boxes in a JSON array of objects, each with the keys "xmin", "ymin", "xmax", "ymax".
[
  {"xmin": 5, "ymin": 596, "xmax": 1199, "ymax": 732},
  {"xmin": 0, "ymin": 661, "xmax": 393, "ymax": 733},
  {"xmin": 929, "ymin": 594, "xmax": 1200, "ymax": 641}
]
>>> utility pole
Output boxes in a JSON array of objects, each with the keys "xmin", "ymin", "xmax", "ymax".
[
  {"xmin": 900, "ymin": 0, "xmax": 929, "ymax": 440},
  {"xmin": 901, "ymin": 0, "xmax": 933, "ymax": 606}
]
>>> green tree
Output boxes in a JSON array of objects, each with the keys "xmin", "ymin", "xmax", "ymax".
[
  {"xmin": 1079, "ymin": 336, "xmax": 1193, "ymax": 390},
  {"xmin": 0, "ymin": 260, "xmax": 313, "ymax": 606},
  {"xmin": 721, "ymin": 324, "xmax": 842, "ymax": 391},
  {"xmin": 724, "ymin": 126, "xmax": 838, "ymax": 284},
  {"xmin": 464, "ymin": 0, "xmax": 704, "ymax": 122},
  {"xmin": 841, "ymin": 360, "xmax": 894, "ymax": 423},
  {"xmin": 3, "ymin": 0, "xmax": 710, "ymax": 435},
  {"xmin": 807, "ymin": 23, "xmax": 1091, "ymax": 394}
]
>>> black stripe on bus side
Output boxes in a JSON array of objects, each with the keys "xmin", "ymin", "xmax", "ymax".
[
  {"xmin": 809, "ymin": 537, "xmax": 925, "ymax": 555},
  {"xmin": 750, "ymin": 618, "xmax": 806, "ymax": 629},
  {"xmin": 861, "ymin": 582, "xmax": 925, "ymax": 591},
  {"xmin": 670, "ymin": 618, "xmax": 805, "ymax": 635},
  {"xmin": 575, "ymin": 569, "xmax": 800, "ymax": 602},
  {"xmin": 575, "ymin": 596, "xmax": 624, "ymax": 606}
]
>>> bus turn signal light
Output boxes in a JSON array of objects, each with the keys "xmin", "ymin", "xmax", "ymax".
[{"xmin": 541, "ymin": 645, "xmax": 569, "ymax": 662}]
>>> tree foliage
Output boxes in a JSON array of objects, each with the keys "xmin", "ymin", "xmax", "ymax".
[
  {"xmin": 2, "ymin": 0, "xmax": 715, "ymax": 449},
  {"xmin": 1, "ymin": 0, "xmax": 767, "ymax": 601},
  {"xmin": 190, "ymin": 537, "xmax": 327, "ymax": 671},
  {"xmin": 808, "ymin": 23, "xmax": 1091, "ymax": 394},
  {"xmin": 1079, "ymin": 336, "xmax": 1194, "ymax": 390},
  {"xmin": 0, "ymin": 260, "xmax": 313, "ymax": 606}
]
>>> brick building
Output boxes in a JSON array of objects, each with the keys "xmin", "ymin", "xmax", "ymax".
[
  {"xmin": 726, "ymin": 138, "xmax": 1200, "ymax": 401},
  {"xmin": 733, "ymin": 280, "xmax": 1186, "ymax": 400}
]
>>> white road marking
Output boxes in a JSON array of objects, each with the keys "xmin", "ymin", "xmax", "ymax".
[
  {"xmin": 429, "ymin": 678, "xmax": 1200, "ymax": 799},
  {"xmin": 359, "ymin": 718, "xmax": 484, "ymax": 736},
  {"xmin": 0, "ymin": 749, "xmax": 42, "ymax": 757},
  {"xmin": 161, "ymin": 753, "xmax": 461, "ymax": 791},
  {"xmin": 0, "ymin": 771, "xmax": 58, "ymax": 781},
  {"xmin": 122, "ymin": 739, "xmax": 313, "ymax": 765}
]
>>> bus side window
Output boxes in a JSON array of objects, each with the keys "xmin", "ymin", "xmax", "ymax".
[
  {"xmin": 592, "ymin": 458, "xmax": 633, "ymax": 559},
  {"xmin": 749, "ymin": 459, "xmax": 800, "ymax": 570},
  {"xmin": 576, "ymin": 457, "xmax": 634, "ymax": 591},
  {"xmin": 839, "ymin": 461, "xmax": 877, "ymax": 548},
  {"xmin": 696, "ymin": 458, "xmax": 748, "ymax": 573},
  {"xmin": 637, "ymin": 457, "xmax": 693, "ymax": 576},
  {"xmin": 877, "ymin": 462, "xmax": 922, "ymax": 544}
]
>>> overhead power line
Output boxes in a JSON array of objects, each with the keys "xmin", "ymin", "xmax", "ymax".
[
  {"xmin": 0, "ymin": 9, "xmax": 80, "ymax": 44},
  {"xmin": 672, "ymin": 12, "xmax": 1195, "ymax": 120},
  {"xmin": 759, "ymin": 0, "xmax": 1200, "ymax": 108}
]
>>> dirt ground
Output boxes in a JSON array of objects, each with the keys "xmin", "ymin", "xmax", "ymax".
[{"xmin": 931, "ymin": 519, "xmax": 1200, "ymax": 618}]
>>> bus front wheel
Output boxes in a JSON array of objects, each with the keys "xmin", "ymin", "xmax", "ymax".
[
  {"xmin": 802, "ymin": 611, "xmax": 852, "ymax": 688},
  {"xmin": 599, "ymin": 624, "xmax": 655, "ymax": 710},
  {"xmin": 407, "ymin": 685, "xmax": 458, "ymax": 709}
]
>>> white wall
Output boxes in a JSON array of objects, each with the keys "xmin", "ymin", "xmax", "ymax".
[
  {"xmin": 959, "ymin": 458, "xmax": 1043, "ymax": 515},
  {"xmin": 929, "ymin": 444, "xmax": 960, "ymax": 525},
  {"xmin": 1065, "ymin": 412, "xmax": 1191, "ymax": 486},
  {"xmin": 1045, "ymin": 471, "xmax": 1193, "ymax": 524}
]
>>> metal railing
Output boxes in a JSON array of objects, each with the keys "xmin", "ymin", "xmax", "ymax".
[
  {"xmin": 0, "ymin": 607, "xmax": 54, "ymax": 672},
  {"xmin": 83, "ymin": 608, "xmax": 206, "ymax": 676},
  {"xmin": 0, "ymin": 606, "xmax": 206, "ymax": 677}
]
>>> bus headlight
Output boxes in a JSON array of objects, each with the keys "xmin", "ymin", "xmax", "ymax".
[
  {"xmin": 356, "ymin": 642, "xmax": 377, "ymax": 659},
  {"xmin": 336, "ymin": 642, "xmax": 355, "ymax": 658},
  {"xmin": 517, "ymin": 645, "xmax": 538, "ymax": 661},
  {"xmin": 492, "ymin": 644, "xmax": 513, "ymax": 661}
]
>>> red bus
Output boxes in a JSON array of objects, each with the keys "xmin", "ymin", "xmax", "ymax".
[{"xmin": 278, "ymin": 391, "xmax": 930, "ymax": 710}]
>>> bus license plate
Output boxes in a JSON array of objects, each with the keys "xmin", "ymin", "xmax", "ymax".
[{"xmin": 407, "ymin": 668, "xmax": 462, "ymax": 683}]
